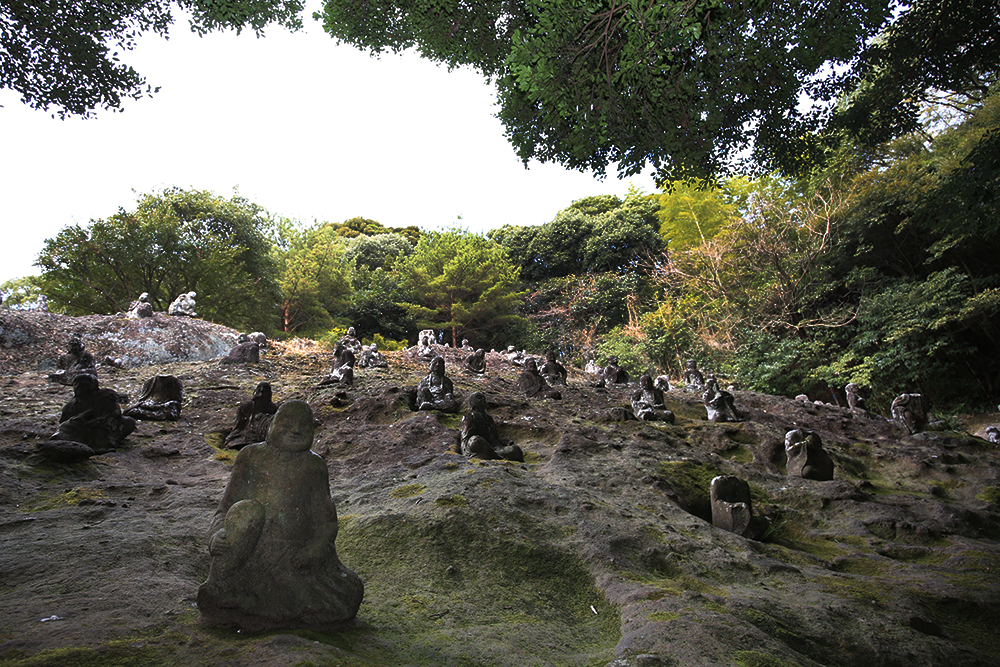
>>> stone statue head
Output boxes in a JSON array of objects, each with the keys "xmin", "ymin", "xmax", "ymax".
[
  {"xmin": 546, "ymin": 349, "xmax": 557, "ymax": 362},
  {"xmin": 252, "ymin": 381, "xmax": 272, "ymax": 402},
  {"xmin": 347, "ymin": 327, "xmax": 356, "ymax": 336},
  {"xmin": 266, "ymin": 400, "xmax": 314, "ymax": 453},
  {"xmin": 640, "ymin": 374, "xmax": 654, "ymax": 390},
  {"xmin": 72, "ymin": 373, "xmax": 99, "ymax": 397},
  {"xmin": 524, "ymin": 358, "xmax": 539, "ymax": 374},
  {"xmin": 139, "ymin": 292, "xmax": 149, "ymax": 302},
  {"xmin": 469, "ymin": 392, "xmax": 487, "ymax": 411},
  {"xmin": 188, "ymin": 291, "xmax": 197, "ymax": 299},
  {"xmin": 507, "ymin": 346, "xmax": 516, "ymax": 353},
  {"xmin": 370, "ymin": 343, "xmax": 378, "ymax": 353},
  {"xmin": 430, "ymin": 356, "xmax": 445, "ymax": 377},
  {"xmin": 68, "ymin": 338, "xmax": 84, "ymax": 354}
]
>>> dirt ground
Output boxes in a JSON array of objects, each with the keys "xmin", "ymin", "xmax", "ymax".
[{"xmin": 1, "ymin": 310, "xmax": 999, "ymax": 667}]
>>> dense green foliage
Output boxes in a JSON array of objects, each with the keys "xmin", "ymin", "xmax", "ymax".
[
  {"xmin": 394, "ymin": 230, "xmax": 527, "ymax": 349},
  {"xmin": 1, "ymin": 0, "xmax": 304, "ymax": 117},
  {"xmin": 35, "ymin": 188, "xmax": 281, "ymax": 331}
]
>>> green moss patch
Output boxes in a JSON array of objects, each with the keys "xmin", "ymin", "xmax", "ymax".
[
  {"xmin": 204, "ymin": 432, "xmax": 236, "ymax": 464},
  {"xmin": 22, "ymin": 487, "xmax": 105, "ymax": 512},
  {"xmin": 976, "ymin": 486, "xmax": 1000, "ymax": 504},
  {"xmin": 732, "ymin": 650, "xmax": 802, "ymax": 667},
  {"xmin": 0, "ymin": 644, "xmax": 168, "ymax": 667},
  {"xmin": 647, "ymin": 611, "xmax": 680, "ymax": 622},
  {"xmin": 433, "ymin": 495, "xmax": 468, "ymax": 507},
  {"xmin": 333, "ymin": 512, "xmax": 620, "ymax": 666},
  {"xmin": 390, "ymin": 483, "xmax": 427, "ymax": 499}
]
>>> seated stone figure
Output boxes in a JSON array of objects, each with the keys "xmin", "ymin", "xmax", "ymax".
[
  {"xmin": 601, "ymin": 356, "xmax": 629, "ymax": 385},
  {"xmin": 462, "ymin": 348, "xmax": 487, "ymax": 375},
  {"xmin": 220, "ymin": 341, "xmax": 260, "ymax": 365},
  {"xmin": 710, "ymin": 475, "xmax": 770, "ymax": 540},
  {"xmin": 891, "ymin": 393, "xmax": 944, "ymax": 434},
  {"xmin": 653, "ymin": 375, "xmax": 672, "ymax": 392},
  {"xmin": 517, "ymin": 358, "xmax": 562, "ymax": 400},
  {"xmin": 339, "ymin": 327, "xmax": 362, "ymax": 354},
  {"xmin": 845, "ymin": 383, "xmax": 866, "ymax": 411},
  {"xmin": 460, "ymin": 392, "xmax": 524, "ymax": 462},
  {"xmin": 168, "ymin": 291, "xmax": 197, "ymax": 317},
  {"xmin": 417, "ymin": 329, "xmax": 437, "ymax": 361},
  {"xmin": 319, "ymin": 344, "xmax": 355, "ymax": 387},
  {"xmin": 505, "ymin": 346, "xmax": 528, "ymax": 367},
  {"xmin": 703, "ymin": 376, "xmax": 741, "ymax": 422},
  {"xmin": 47, "ymin": 338, "xmax": 98, "ymax": 386},
  {"xmin": 784, "ymin": 429, "xmax": 834, "ymax": 481},
  {"xmin": 48, "ymin": 374, "xmax": 136, "ymax": 456},
  {"xmin": 682, "ymin": 359, "xmax": 705, "ymax": 391},
  {"xmin": 238, "ymin": 331, "xmax": 268, "ymax": 352},
  {"xmin": 198, "ymin": 400, "xmax": 364, "ymax": 631},
  {"xmin": 631, "ymin": 374, "xmax": 675, "ymax": 423},
  {"xmin": 416, "ymin": 356, "xmax": 459, "ymax": 412},
  {"xmin": 460, "ymin": 338, "xmax": 473, "ymax": 351},
  {"xmin": 986, "ymin": 426, "xmax": 1000, "ymax": 444},
  {"xmin": 225, "ymin": 382, "xmax": 279, "ymax": 449},
  {"xmin": 539, "ymin": 350, "xmax": 567, "ymax": 386},
  {"xmin": 126, "ymin": 292, "xmax": 153, "ymax": 319},
  {"xmin": 125, "ymin": 375, "xmax": 183, "ymax": 421},
  {"xmin": 357, "ymin": 343, "xmax": 388, "ymax": 369},
  {"xmin": 584, "ymin": 354, "xmax": 600, "ymax": 375}
]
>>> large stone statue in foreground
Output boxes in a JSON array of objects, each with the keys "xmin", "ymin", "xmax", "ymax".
[
  {"xmin": 198, "ymin": 401, "xmax": 364, "ymax": 631},
  {"xmin": 460, "ymin": 392, "xmax": 524, "ymax": 462},
  {"xmin": 784, "ymin": 429, "xmax": 834, "ymax": 481}
]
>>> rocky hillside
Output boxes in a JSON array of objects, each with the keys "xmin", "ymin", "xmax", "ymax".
[{"xmin": 1, "ymin": 311, "xmax": 999, "ymax": 667}]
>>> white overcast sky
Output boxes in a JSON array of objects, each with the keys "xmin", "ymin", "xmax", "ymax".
[{"xmin": 0, "ymin": 8, "xmax": 657, "ymax": 284}]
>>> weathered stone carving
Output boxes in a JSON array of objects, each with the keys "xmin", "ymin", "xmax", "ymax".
[
  {"xmin": 601, "ymin": 356, "xmax": 629, "ymax": 385},
  {"xmin": 703, "ymin": 377, "xmax": 741, "ymax": 423},
  {"xmin": 167, "ymin": 291, "xmax": 197, "ymax": 317},
  {"xmin": 126, "ymin": 292, "xmax": 153, "ymax": 319},
  {"xmin": 584, "ymin": 356, "xmax": 600, "ymax": 375},
  {"xmin": 986, "ymin": 426, "xmax": 999, "ymax": 444},
  {"xmin": 517, "ymin": 358, "xmax": 562, "ymax": 400},
  {"xmin": 460, "ymin": 338, "xmax": 473, "ymax": 351},
  {"xmin": 631, "ymin": 374, "xmax": 675, "ymax": 423},
  {"xmin": 339, "ymin": 327, "xmax": 362, "ymax": 354},
  {"xmin": 225, "ymin": 382, "xmax": 279, "ymax": 450},
  {"xmin": 125, "ymin": 375, "xmax": 183, "ymax": 421},
  {"xmin": 462, "ymin": 348, "xmax": 487, "ymax": 375},
  {"xmin": 506, "ymin": 346, "xmax": 527, "ymax": 367},
  {"xmin": 891, "ymin": 393, "xmax": 944, "ymax": 434},
  {"xmin": 416, "ymin": 356, "xmax": 458, "ymax": 412},
  {"xmin": 417, "ymin": 329, "xmax": 437, "ymax": 361},
  {"xmin": 357, "ymin": 343, "xmax": 388, "ymax": 369},
  {"xmin": 47, "ymin": 338, "xmax": 97, "ymax": 386},
  {"xmin": 682, "ymin": 359, "xmax": 705, "ymax": 391},
  {"xmin": 784, "ymin": 429, "xmax": 834, "ymax": 481},
  {"xmin": 539, "ymin": 350, "xmax": 568, "ymax": 386},
  {"xmin": 238, "ymin": 331, "xmax": 268, "ymax": 352},
  {"xmin": 460, "ymin": 392, "xmax": 524, "ymax": 462},
  {"xmin": 319, "ymin": 343, "xmax": 355, "ymax": 387},
  {"xmin": 198, "ymin": 401, "xmax": 364, "ymax": 630},
  {"xmin": 220, "ymin": 341, "xmax": 260, "ymax": 365},
  {"xmin": 653, "ymin": 375, "xmax": 672, "ymax": 393},
  {"xmin": 710, "ymin": 475, "xmax": 769, "ymax": 540},
  {"xmin": 46, "ymin": 374, "xmax": 136, "ymax": 458}
]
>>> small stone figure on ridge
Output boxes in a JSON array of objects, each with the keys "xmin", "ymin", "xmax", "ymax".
[
  {"xmin": 319, "ymin": 343, "xmax": 355, "ymax": 387},
  {"xmin": 683, "ymin": 359, "xmax": 705, "ymax": 391},
  {"xmin": 631, "ymin": 374, "xmax": 675, "ymax": 423},
  {"xmin": 225, "ymin": 382, "xmax": 279, "ymax": 450},
  {"xmin": 462, "ymin": 348, "xmax": 487, "ymax": 375},
  {"xmin": 986, "ymin": 426, "xmax": 999, "ymax": 444},
  {"xmin": 460, "ymin": 392, "xmax": 524, "ymax": 462},
  {"xmin": 539, "ymin": 350, "xmax": 568, "ymax": 386},
  {"xmin": 417, "ymin": 329, "xmax": 437, "ymax": 361},
  {"xmin": 517, "ymin": 358, "xmax": 562, "ymax": 400},
  {"xmin": 357, "ymin": 343, "xmax": 388, "ymax": 369},
  {"xmin": 890, "ymin": 393, "xmax": 944, "ymax": 434},
  {"xmin": 601, "ymin": 356, "xmax": 629, "ymax": 385},
  {"xmin": 416, "ymin": 356, "xmax": 458, "ymax": 412},
  {"xmin": 126, "ymin": 292, "xmax": 153, "ymax": 319},
  {"xmin": 339, "ymin": 327, "xmax": 362, "ymax": 355},
  {"xmin": 125, "ymin": 375, "xmax": 183, "ymax": 421},
  {"xmin": 47, "ymin": 338, "xmax": 98, "ymax": 386},
  {"xmin": 220, "ymin": 341, "xmax": 260, "ymax": 365},
  {"xmin": 198, "ymin": 401, "xmax": 364, "ymax": 631},
  {"xmin": 168, "ymin": 291, "xmax": 197, "ymax": 317},
  {"xmin": 703, "ymin": 376, "xmax": 741, "ymax": 422},
  {"xmin": 784, "ymin": 429, "xmax": 834, "ymax": 481}
]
